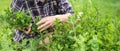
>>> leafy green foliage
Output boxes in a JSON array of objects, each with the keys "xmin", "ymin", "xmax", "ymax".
[
  {"xmin": 5, "ymin": 10, "xmax": 40, "ymax": 33},
  {"xmin": 0, "ymin": 0, "xmax": 120, "ymax": 51},
  {"xmin": 5, "ymin": 10, "xmax": 32, "ymax": 29}
]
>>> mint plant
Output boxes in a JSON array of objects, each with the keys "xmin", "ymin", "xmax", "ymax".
[
  {"xmin": 0, "ymin": 0, "xmax": 120, "ymax": 51},
  {"xmin": 5, "ymin": 10, "xmax": 40, "ymax": 34}
]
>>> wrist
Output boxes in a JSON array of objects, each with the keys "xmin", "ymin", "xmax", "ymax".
[
  {"xmin": 54, "ymin": 15, "xmax": 63, "ymax": 22},
  {"xmin": 54, "ymin": 13, "xmax": 71, "ymax": 22}
]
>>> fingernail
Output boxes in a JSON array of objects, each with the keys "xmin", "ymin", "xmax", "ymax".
[
  {"xmin": 36, "ymin": 23, "xmax": 38, "ymax": 25},
  {"xmin": 40, "ymin": 29, "xmax": 43, "ymax": 32},
  {"xmin": 37, "ymin": 27, "xmax": 39, "ymax": 30}
]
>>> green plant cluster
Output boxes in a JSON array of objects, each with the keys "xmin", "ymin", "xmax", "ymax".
[
  {"xmin": 0, "ymin": 0, "xmax": 120, "ymax": 51},
  {"xmin": 5, "ymin": 10, "xmax": 41, "ymax": 33},
  {"xmin": 5, "ymin": 10, "xmax": 32, "ymax": 29}
]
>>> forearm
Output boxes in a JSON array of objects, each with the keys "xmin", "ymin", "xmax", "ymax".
[{"xmin": 55, "ymin": 13, "xmax": 71, "ymax": 22}]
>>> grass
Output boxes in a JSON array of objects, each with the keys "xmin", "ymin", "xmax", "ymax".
[
  {"xmin": 0, "ymin": 0, "xmax": 120, "ymax": 51},
  {"xmin": 0, "ymin": 0, "xmax": 11, "ymax": 15}
]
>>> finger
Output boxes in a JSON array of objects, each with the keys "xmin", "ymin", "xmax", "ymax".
[
  {"xmin": 37, "ymin": 22, "xmax": 50, "ymax": 30},
  {"xmin": 40, "ymin": 24, "xmax": 51, "ymax": 32},
  {"xmin": 28, "ymin": 23, "xmax": 32, "ymax": 32},
  {"xmin": 44, "ymin": 37, "xmax": 50, "ymax": 44},
  {"xmin": 24, "ymin": 23, "xmax": 32, "ymax": 34},
  {"xmin": 29, "ymin": 23, "xmax": 32, "ymax": 27},
  {"xmin": 36, "ymin": 18, "xmax": 47, "ymax": 25}
]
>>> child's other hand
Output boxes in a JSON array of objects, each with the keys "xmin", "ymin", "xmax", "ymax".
[{"xmin": 24, "ymin": 23, "xmax": 32, "ymax": 34}]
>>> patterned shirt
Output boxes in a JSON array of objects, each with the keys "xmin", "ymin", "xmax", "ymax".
[
  {"xmin": 11, "ymin": 0, "xmax": 74, "ymax": 21},
  {"xmin": 11, "ymin": 0, "xmax": 74, "ymax": 43}
]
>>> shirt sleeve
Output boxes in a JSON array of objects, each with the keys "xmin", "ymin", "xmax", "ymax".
[
  {"xmin": 57, "ymin": 0, "xmax": 74, "ymax": 14},
  {"xmin": 10, "ymin": 0, "xmax": 25, "ymax": 11}
]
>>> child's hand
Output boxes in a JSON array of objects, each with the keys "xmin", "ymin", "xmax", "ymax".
[
  {"xmin": 36, "ymin": 16, "xmax": 56, "ymax": 32},
  {"xmin": 36, "ymin": 13, "xmax": 71, "ymax": 32},
  {"xmin": 24, "ymin": 23, "xmax": 32, "ymax": 34}
]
